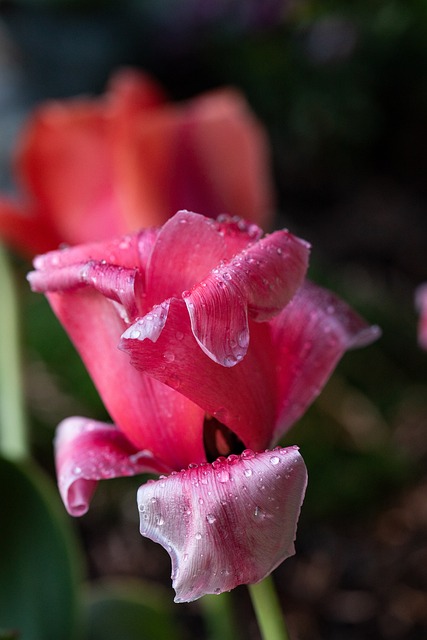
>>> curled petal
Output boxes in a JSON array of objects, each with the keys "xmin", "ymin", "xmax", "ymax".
[
  {"xmin": 120, "ymin": 298, "xmax": 277, "ymax": 450},
  {"xmin": 184, "ymin": 229, "xmax": 309, "ymax": 365},
  {"xmin": 145, "ymin": 210, "xmax": 262, "ymax": 308},
  {"xmin": 271, "ymin": 281, "xmax": 381, "ymax": 440},
  {"xmin": 28, "ymin": 260, "xmax": 143, "ymax": 321},
  {"xmin": 137, "ymin": 446, "xmax": 307, "ymax": 602},
  {"xmin": 55, "ymin": 417, "xmax": 170, "ymax": 516}
]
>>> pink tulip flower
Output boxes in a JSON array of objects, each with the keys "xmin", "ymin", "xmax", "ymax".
[
  {"xmin": 416, "ymin": 284, "xmax": 427, "ymax": 350},
  {"xmin": 28, "ymin": 210, "xmax": 380, "ymax": 602},
  {"xmin": 0, "ymin": 69, "xmax": 273, "ymax": 258}
]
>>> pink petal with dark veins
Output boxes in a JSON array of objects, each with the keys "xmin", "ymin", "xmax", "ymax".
[
  {"xmin": 55, "ymin": 417, "xmax": 171, "ymax": 516},
  {"xmin": 271, "ymin": 280, "xmax": 381, "ymax": 441},
  {"xmin": 183, "ymin": 229, "xmax": 309, "ymax": 365},
  {"xmin": 137, "ymin": 446, "xmax": 307, "ymax": 602}
]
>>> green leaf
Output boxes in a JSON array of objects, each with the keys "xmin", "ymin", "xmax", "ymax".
[
  {"xmin": 0, "ymin": 457, "xmax": 83, "ymax": 640},
  {"xmin": 85, "ymin": 579, "xmax": 181, "ymax": 640}
]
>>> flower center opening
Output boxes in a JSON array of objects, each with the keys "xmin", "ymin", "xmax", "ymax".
[{"xmin": 203, "ymin": 415, "xmax": 246, "ymax": 462}]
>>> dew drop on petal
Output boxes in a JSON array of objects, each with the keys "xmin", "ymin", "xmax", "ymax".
[
  {"xmin": 163, "ymin": 351, "xmax": 175, "ymax": 363},
  {"xmin": 270, "ymin": 456, "xmax": 280, "ymax": 465},
  {"xmin": 244, "ymin": 468, "xmax": 252, "ymax": 477},
  {"xmin": 217, "ymin": 469, "xmax": 230, "ymax": 483},
  {"xmin": 175, "ymin": 331, "xmax": 184, "ymax": 341},
  {"xmin": 130, "ymin": 329, "xmax": 141, "ymax": 339},
  {"xmin": 206, "ymin": 513, "xmax": 216, "ymax": 524},
  {"xmin": 241, "ymin": 449, "xmax": 255, "ymax": 459},
  {"xmin": 195, "ymin": 532, "xmax": 202, "ymax": 540}
]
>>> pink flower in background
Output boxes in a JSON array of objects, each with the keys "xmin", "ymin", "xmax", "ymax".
[
  {"xmin": 28, "ymin": 211, "xmax": 380, "ymax": 601},
  {"xmin": 416, "ymin": 284, "xmax": 427, "ymax": 350},
  {"xmin": 0, "ymin": 69, "xmax": 273, "ymax": 257}
]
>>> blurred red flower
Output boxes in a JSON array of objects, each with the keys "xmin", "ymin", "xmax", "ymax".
[{"xmin": 0, "ymin": 69, "xmax": 274, "ymax": 257}]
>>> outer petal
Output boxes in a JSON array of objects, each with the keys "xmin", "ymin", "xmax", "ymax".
[
  {"xmin": 145, "ymin": 210, "xmax": 262, "ymax": 308},
  {"xmin": 271, "ymin": 281, "xmax": 382, "ymax": 441},
  {"xmin": 183, "ymin": 229, "xmax": 309, "ymax": 365},
  {"xmin": 55, "ymin": 417, "xmax": 170, "ymax": 516},
  {"xmin": 415, "ymin": 283, "xmax": 427, "ymax": 350},
  {"xmin": 137, "ymin": 447, "xmax": 307, "ymax": 602}
]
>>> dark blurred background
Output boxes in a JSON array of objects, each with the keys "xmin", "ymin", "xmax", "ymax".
[{"xmin": 1, "ymin": 1, "xmax": 427, "ymax": 639}]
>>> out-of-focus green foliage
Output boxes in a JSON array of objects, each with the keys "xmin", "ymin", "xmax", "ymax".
[
  {"xmin": 0, "ymin": 457, "xmax": 83, "ymax": 640},
  {"xmin": 84, "ymin": 580, "xmax": 182, "ymax": 640}
]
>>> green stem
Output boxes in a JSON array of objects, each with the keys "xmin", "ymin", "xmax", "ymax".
[
  {"xmin": 0, "ymin": 245, "xmax": 28, "ymax": 460},
  {"xmin": 248, "ymin": 576, "xmax": 290, "ymax": 640},
  {"xmin": 200, "ymin": 591, "xmax": 236, "ymax": 640}
]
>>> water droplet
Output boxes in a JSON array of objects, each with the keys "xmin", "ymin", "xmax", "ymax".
[
  {"xmin": 183, "ymin": 553, "xmax": 189, "ymax": 561},
  {"xmin": 175, "ymin": 331, "xmax": 184, "ymax": 341},
  {"xmin": 199, "ymin": 498, "xmax": 204, "ymax": 505},
  {"xmin": 254, "ymin": 506, "xmax": 262, "ymax": 518},
  {"xmin": 238, "ymin": 330, "xmax": 249, "ymax": 348},
  {"xmin": 244, "ymin": 468, "xmax": 252, "ymax": 477},
  {"xmin": 241, "ymin": 449, "xmax": 255, "ymax": 459},
  {"xmin": 206, "ymin": 514, "xmax": 216, "ymax": 524},
  {"xmin": 163, "ymin": 351, "xmax": 175, "ymax": 363},
  {"xmin": 217, "ymin": 469, "xmax": 230, "ymax": 483},
  {"xmin": 151, "ymin": 497, "xmax": 157, "ymax": 503},
  {"xmin": 195, "ymin": 532, "xmax": 202, "ymax": 540},
  {"xmin": 155, "ymin": 515, "xmax": 165, "ymax": 526},
  {"xmin": 270, "ymin": 456, "xmax": 280, "ymax": 465},
  {"xmin": 73, "ymin": 466, "xmax": 82, "ymax": 475}
]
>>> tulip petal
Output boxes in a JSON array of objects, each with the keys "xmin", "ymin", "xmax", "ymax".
[
  {"xmin": 29, "ymin": 260, "xmax": 143, "ymax": 322},
  {"xmin": 145, "ymin": 210, "xmax": 262, "ymax": 307},
  {"xmin": 183, "ymin": 229, "xmax": 309, "ymax": 365},
  {"xmin": 137, "ymin": 446, "xmax": 307, "ymax": 602},
  {"xmin": 55, "ymin": 417, "xmax": 170, "ymax": 516},
  {"xmin": 121, "ymin": 297, "xmax": 277, "ymax": 450},
  {"xmin": 271, "ymin": 281, "xmax": 382, "ymax": 440}
]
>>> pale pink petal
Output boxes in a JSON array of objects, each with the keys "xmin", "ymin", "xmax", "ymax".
[
  {"xmin": 415, "ymin": 284, "xmax": 427, "ymax": 350},
  {"xmin": 137, "ymin": 446, "xmax": 307, "ymax": 602},
  {"xmin": 183, "ymin": 229, "xmax": 309, "ymax": 365},
  {"xmin": 145, "ymin": 210, "xmax": 262, "ymax": 308},
  {"xmin": 271, "ymin": 281, "xmax": 382, "ymax": 441},
  {"xmin": 120, "ymin": 298, "xmax": 277, "ymax": 451},
  {"xmin": 55, "ymin": 417, "xmax": 170, "ymax": 516}
]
